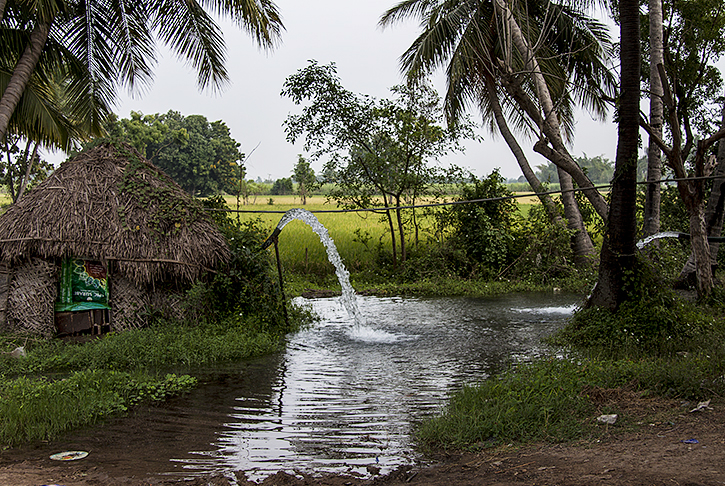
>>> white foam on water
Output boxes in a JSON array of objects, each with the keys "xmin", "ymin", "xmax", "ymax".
[
  {"xmin": 346, "ymin": 325, "xmax": 400, "ymax": 343},
  {"xmin": 512, "ymin": 304, "xmax": 578, "ymax": 314}
]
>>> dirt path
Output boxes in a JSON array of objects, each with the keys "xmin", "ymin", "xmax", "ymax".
[{"xmin": 1, "ymin": 396, "xmax": 723, "ymax": 486}]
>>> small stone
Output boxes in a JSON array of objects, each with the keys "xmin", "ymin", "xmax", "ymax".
[{"xmin": 596, "ymin": 414, "xmax": 618, "ymax": 425}]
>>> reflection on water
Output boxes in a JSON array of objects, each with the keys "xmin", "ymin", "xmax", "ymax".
[
  {"xmin": 173, "ymin": 293, "xmax": 582, "ymax": 481},
  {"xmin": 8, "ymin": 294, "xmax": 581, "ymax": 482}
]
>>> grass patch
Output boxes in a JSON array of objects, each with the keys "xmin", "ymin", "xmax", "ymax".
[
  {"xmin": 0, "ymin": 306, "xmax": 313, "ymax": 448},
  {"xmin": 417, "ymin": 358, "xmax": 593, "ymax": 449},
  {"xmin": 0, "ymin": 316, "xmax": 283, "ymax": 376},
  {"xmin": 418, "ymin": 348, "xmax": 725, "ymax": 451},
  {"xmin": 0, "ymin": 370, "xmax": 196, "ymax": 446}
]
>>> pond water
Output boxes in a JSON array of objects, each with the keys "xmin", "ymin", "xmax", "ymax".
[
  {"xmin": 16, "ymin": 292, "xmax": 582, "ymax": 483},
  {"xmin": 176, "ymin": 292, "xmax": 581, "ymax": 481}
]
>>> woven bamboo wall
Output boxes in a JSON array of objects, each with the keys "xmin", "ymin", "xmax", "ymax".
[
  {"xmin": 110, "ymin": 277, "xmax": 151, "ymax": 331},
  {"xmin": 0, "ymin": 259, "xmax": 190, "ymax": 336},
  {"xmin": 6, "ymin": 258, "xmax": 58, "ymax": 336}
]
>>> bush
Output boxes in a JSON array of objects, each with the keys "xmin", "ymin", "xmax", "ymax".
[
  {"xmin": 438, "ymin": 171, "xmax": 518, "ymax": 278},
  {"xmin": 549, "ymin": 259, "xmax": 718, "ymax": 356},
  {"xmin": 198, "ymin": 196, "xmax": 289, "ymax": 333}
]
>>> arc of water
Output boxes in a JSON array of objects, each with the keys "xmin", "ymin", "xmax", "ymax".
[
  {"xmin": 635, "ymin": 231, "xmax": 686, "ymax": 249},
  {"xmin": 272, "ymin": 208, "xmax": 364, "ymax": 326}
]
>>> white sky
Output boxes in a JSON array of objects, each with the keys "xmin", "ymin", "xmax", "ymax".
[{"xmin": 49, "ymin": 0, "xmax": 622, "ymax": 181}]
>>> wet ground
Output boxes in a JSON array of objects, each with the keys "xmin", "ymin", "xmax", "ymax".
[
  {"xmin": 5, "ymin": 293, "xmax": 723, "ymax": 485},
  {"xmin": 1, "ymin": 395, "xmax": 723, "ymax": 485}
]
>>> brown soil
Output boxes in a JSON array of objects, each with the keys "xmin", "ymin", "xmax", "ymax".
[{"xmin": 1, "ymin": 393, "xmax": 723, "ymax": 486}]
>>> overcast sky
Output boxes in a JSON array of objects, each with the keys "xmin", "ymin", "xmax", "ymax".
[{"xmin": 54, "ymin": 0, "xmax": 623, "ymax": 181}]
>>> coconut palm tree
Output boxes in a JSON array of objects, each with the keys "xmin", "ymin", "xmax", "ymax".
[
  {"xmin": 380, "ymin": 0, "xmax": 616, "ymax": 262},
  {"xmin": 643, "ymin": 0, "xmax": 664, "ymax": 237},
  {"xmin": 1, "ymin": 15, "xmax": 113, "ymax": 149},
  {"xmin": 0, "ymin": 0, "xmax": 284, "ymax": 145},
  {"xmin": 588, "ymin": 0, "xmax": 640, "ymax": 309}
]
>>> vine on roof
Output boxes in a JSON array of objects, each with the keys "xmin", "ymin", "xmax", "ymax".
[{"xmin": 104, "ymin": 140, "xmax": 206, "ymax": 237}]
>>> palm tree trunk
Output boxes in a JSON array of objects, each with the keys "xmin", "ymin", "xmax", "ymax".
[
  {"xmin": 589, "ymin": 0, "xmax": 640, "ymax": 309},
  {"xmin": 16, "ymin": 140, "xmax": 39, "ymax": 201},
  {"xmin": 0, "ymin": 19, "xmax": 52, "ymax": 144},
  {"xmin": 486, "ymin": 73, "xmax": 593, "ymax": 264},
  {"xmin": 485, "ymin": 75, "xmax": 560, "ymax": 223},
  {"xmin": 3, "ymin": 139, "xmax": 16, "ymax": 201},
  {"xmin": 558, "ymin": 168, "xmax": 596, "ymax": 266},
  {"xmin": 493, "ymin": 1, "xmax": 609, "ymax": 223},
  {"xmin": 644, "ymin": 0, "xmax": 664, "ymax": 237},
  {"xmin": 0, "ymin": 0, "xmax": 7, "ymax": 22}
]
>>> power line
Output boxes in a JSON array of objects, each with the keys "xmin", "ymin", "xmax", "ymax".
[{"xmin": 205, "ymin": 174, "xmax": 725, "ymax": 215}]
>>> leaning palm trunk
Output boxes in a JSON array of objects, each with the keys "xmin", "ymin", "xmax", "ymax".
[
  {"xmin": 492, "ymin": 1, "xmax": 597, "ymax": 264},
  {"xmin": 486, "ymin": 74, "xmax": 593, "ymax": 264},
  {"xmin": 0, "ymin": 20, "xmax": 52, "ymax": 144},
  {"xmin": 558, "ymin": 168, "xmax": 596, "ymax": 265},
  {"xmin": 485, "ymin": 75, "xmax": 560, "ymax": 223},
  {"xmin": 493, "ymin": 0, "xmax": 609, "ymax": 223}
]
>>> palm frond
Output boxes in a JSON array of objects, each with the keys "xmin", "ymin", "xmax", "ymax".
[{"xmin": 151, "ymin": 0, "xmax": 229, "ymax": 91}]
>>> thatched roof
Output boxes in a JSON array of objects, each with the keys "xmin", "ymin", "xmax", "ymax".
[{"xmin": 0, "ymin": 141, "xmax": 230, "ymax": 286}]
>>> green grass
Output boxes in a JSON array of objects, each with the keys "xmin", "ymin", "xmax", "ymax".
[
  {"xmin": 418, "ymin": 347, "xmax": 725, "ymax": 450},
  {"xmin": 0, "ymin": 371, "xmax": 196, "ymax": 446},
  {"xmin": 0, "ymin": 317, "xmax": 281, "ymax": 376},
  {"xmin": 0, "ymin": 313, "xmax": 296, "ymax": 448},
  {"xmin": 417, "ymin": 358, "xmax": 594, "ymax": 448},
  {"xmin": 228, "ymin": 195, "xmax": 427, "ymax": 274}
]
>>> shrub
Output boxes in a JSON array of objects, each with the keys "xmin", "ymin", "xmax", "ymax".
[{"xmin": 438, "ymin": 171, "xmax": 518, "ymax": 278}]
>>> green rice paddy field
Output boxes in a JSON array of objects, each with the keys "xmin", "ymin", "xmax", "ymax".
[
  {"xmin": 0, "ymin": 191, "xmax": 535, "ymax": 275},
  {"xmin": 223, "ymin": 195, "xmax": 536, "ymax": 274}
]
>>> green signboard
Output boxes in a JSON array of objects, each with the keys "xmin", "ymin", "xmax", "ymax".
[{"xmin": 56, "ymin": 258, "xmax": 110, "ymax": 312}]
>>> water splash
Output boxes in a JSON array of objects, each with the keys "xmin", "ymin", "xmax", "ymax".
[
  {"xmin": 273, "ymin": 208, "xmax": 364, "ymax": 326},
  {"xmin": 636, "ymin": 231, "xmax": 684, "ymax": 249}
]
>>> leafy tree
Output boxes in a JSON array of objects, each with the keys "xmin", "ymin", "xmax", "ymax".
[
  {"xmin": 107, "ymin": 110, "xmax": 244, "ymax": 196},
  {"xmin": 270, "ymin": 177, "xmax": 293, "ymax": 195},
  {"xmin": 638, "ymin": 0, "xmax": 725, "ymax": 296},
  {"xmin": 1, "ymin": 132, "xmax": 54, "ymax": 201},
  {"xmin": 282, "ymin": 61, "xmax": 473, "ymax": 268},
  {"xmin": 292, "ymin": 154, "xmax": 317, "ymax": 204},
  {"xmin": 536, "ymin": 155, "xmax": 614, "ymax": 185},
  {"xmin": 441, "ymin": 170, "xmax": 518, "ymax": 276}
]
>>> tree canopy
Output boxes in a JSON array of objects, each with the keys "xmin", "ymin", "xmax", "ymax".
[
  {"xmin": 0, "ymin": 0, "xmax": 284, "ymax": 152},
  {"xmin": 106, "ymin": 110, "xmax": 244, "ymax": 196},
  {"xmin": 282, "ymin": 61, "xmax": 475, "ymax": 266}
]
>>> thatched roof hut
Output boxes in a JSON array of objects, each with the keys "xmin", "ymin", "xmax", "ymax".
[{"xmin": 0, "ymin": 141, "xmax": 230, "ymax": 336}]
